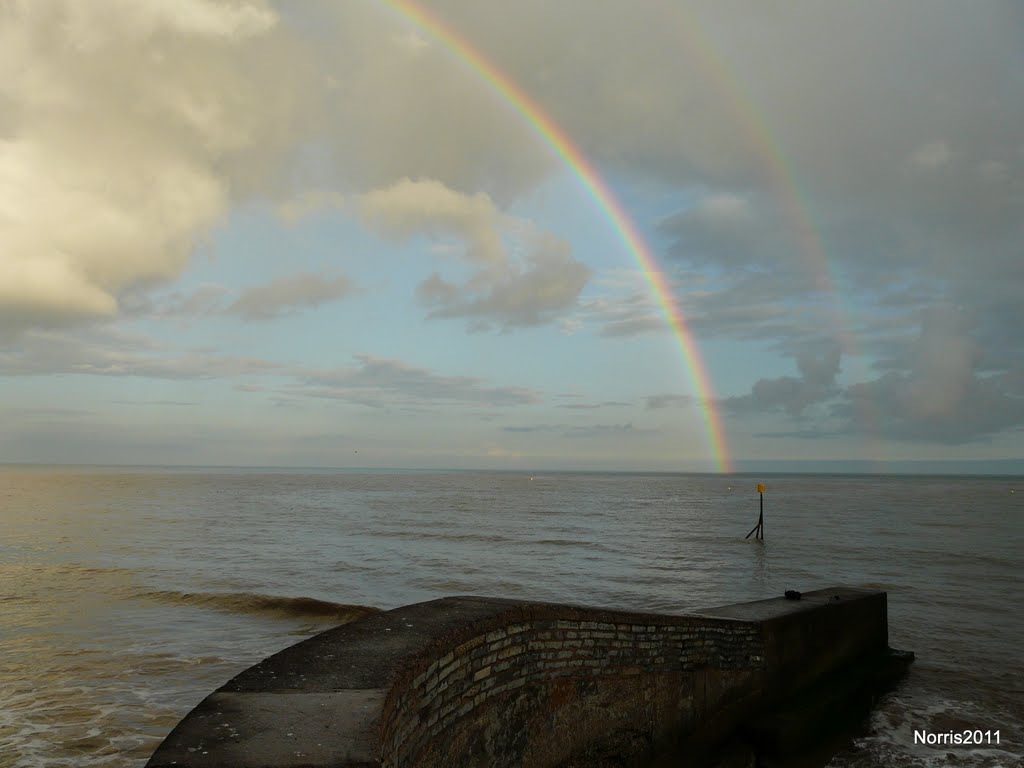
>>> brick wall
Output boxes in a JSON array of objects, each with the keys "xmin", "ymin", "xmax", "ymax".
[{"xmin": 380, "ymin": 607, "xmax": 765, "ymax": 767}]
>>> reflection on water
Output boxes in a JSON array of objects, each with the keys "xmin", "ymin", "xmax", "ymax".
[
  {"xmin": 1, "ymin": 468, "xmax": 1021, "ymax": 767},
  {"xmin": 751, "ymin": 538, "xmax": 770, "ymax": 584}
]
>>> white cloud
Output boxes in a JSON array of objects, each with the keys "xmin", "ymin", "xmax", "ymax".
[
  {"xmin": 0, "ymin": 138, "xmax": 225, "ymax": 327},
  {"xmin": 0, "ymin": 0, "xmax": 308, "ymax": 331},
  {"xmin": 359, "ymin": 178, "xmax": 505, "ymax": 264}
]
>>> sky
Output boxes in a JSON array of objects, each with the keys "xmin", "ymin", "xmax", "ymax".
[{"xmin": 1, "ymin": 0, "xmax": 1022, "ymax": 473}]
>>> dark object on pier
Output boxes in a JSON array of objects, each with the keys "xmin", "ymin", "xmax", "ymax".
[{"xmin": 785, "ymin": 590, "xmax": 802, "ymax": 600}]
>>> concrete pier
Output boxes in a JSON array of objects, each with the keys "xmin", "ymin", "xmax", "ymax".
[{"xmin": 146, "ymin": 586, "xmax": 910, "ymax": 767}]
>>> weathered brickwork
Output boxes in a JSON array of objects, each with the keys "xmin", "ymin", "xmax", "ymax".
[{"xmin": 379, "ymin": 608, "xmax": 764, "ymax": 767}]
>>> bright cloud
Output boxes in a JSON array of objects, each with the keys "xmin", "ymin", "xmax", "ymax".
[{"xmin": 0, "ymin": 0, "xmax": 305, "ymax": 331}]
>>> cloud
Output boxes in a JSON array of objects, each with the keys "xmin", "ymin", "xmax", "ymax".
[
  {"xmin": 308, "ymin": 4, "xmax": 553, "ymax": 202},
  {"xmin": 5, "ymin": 2, "xmax": 1022, "ymax": 341},
  {"xmin": 752, "ymin": 430, "xmax": 838, "ymax": 440},
  {"xmin": 909, "ymin": 141, "xmax": 951, "ymax": 171},
  {"xmin": 274, "ymin": 189, "xmax": 346, "ymax": 223},
  {"xmin": 1, "ymin": 406, "xmax": 92, "ymax": 418},
  {"xmin": 1, "ymin": 328, "xmax": 544, "ymax": 418},
  {"xmin": 360, "ymin": 179, "xmax": 591, "ymax": 328},
  {"xmin": 0, "ymin": 0, "xmax": 311, "ymax": 331},
  {"xmin": 659, "ymin": 193, "xmax": 785, "ymax": 273},
  {"xmin": 556, "ymin": 401, "xmax": 630, "ymax": 410},
  {"xmin": 3, "ymin": 0, "xmax": 1022, "ymax": 459},
  {"xmin": 293, "ymin": 354, "xmax": 542, "ymax": 409},
  {"xmin": 123, "ymin": 274, "xmax": 353, "ymax": 322},
  {"xmin": 111, "ymin": 400, "xmax": 198, "ymax": 407},
  {"xmin": 563, "ymin": 423, "xmax": 643, "ymax": 438},
  {"xmin": 503, "ymin": 422, "xmax": 648, "ymax": 438},
  {"xmin": 359, "ymin": 177, "xmax": 505, "ymax": 264},
  {"xmin": 839, "ymin": 371, "xmax": 1024, "ymax": 445},
  {"xmin": 0, "ymin": 327, "xmax": 280, "ymax": 379},
  {"xmin": 645, "ymin": 394, "xmax": 693, "ymax": 409},
  {"xmin": 718, "ymin": 308, "xmax": 1024, "ymax": 445},
  {"xmin": 418, "ymin": 233, "xmax": 591, "ymax": 329},
  {"xmin": 570, "ymin": 2, "xmax": 1024, "ymax": 388},
  {"xmin": 834, "ymin": 308, "xmax": 1024, "ymax": 444},
  {"xmin": 720, "ymin": 341, "xmax": 842, "ymax": 418},
  {"xmin": 580, "ymin": 291, "xmax": 664, "ymax": 339},
  {"xmin": 227, "ymin": 273, "xmax": 353, "ymax": 320},
  {"xmin": 121, "ymin": 284, "xmax": 230, "ymax": 321}
]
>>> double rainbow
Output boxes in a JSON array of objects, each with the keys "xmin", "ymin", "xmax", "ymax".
[{"xmin": 381, "ymin": 0, "xmax": 733, "ymax": 472}]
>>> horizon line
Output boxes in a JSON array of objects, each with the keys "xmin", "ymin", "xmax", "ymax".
[{"xmin": 3, "ymin": 459, "xmax": 1022, "ymax": 478}]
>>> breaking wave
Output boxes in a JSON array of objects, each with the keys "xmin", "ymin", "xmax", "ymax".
[{"xmin": 136, "ymin": 590, "xmax": 380, "ymax": 622}]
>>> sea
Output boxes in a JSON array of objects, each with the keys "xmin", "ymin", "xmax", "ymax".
[{"xmin": 1, "ymin": 466, "xmax": 1021, "ymax": 768}]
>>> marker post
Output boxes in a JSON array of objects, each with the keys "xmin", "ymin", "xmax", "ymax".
[{"xmin": 746, "ymin": 483, "xmax": 765, "ymax": 540}]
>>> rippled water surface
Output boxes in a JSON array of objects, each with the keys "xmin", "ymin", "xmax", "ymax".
[{"xmin": 1, "ymin": 467, "xmax": 1021, "ymax": 766}]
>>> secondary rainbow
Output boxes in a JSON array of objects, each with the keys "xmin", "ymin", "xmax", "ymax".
[
  {"xmin": 381, "ymin": 0, "xmax": 732, "ymax": 472},
  {"xmin": 660, "ymin": 5, "xmax": 881, "ymax": 451}
]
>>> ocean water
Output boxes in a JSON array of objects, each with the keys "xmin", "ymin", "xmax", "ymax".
[{"xmin": 0, "ymin": 466, "xmax": 1021, "ymax": 767}]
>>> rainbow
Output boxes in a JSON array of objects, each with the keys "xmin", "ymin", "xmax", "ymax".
[
  {"xmin": 661, "ymin": 5, "xmax": 849, "ymax": 331},
  {"xmin": 380, "ymin": 0, "xmax": 733, "ymax": 472},
  {"xmin": 660, "ymin": 5, "xmax": 881, "ymax": 453}
]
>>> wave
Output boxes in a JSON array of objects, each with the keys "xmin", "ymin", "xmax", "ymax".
[
  {"xmin": 136, "ymin": 590, "xmax": 380, "ymax": 622},
  {"xmin": 857, "ymin": 582, "xmax": 903, "ymax": 591}
]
